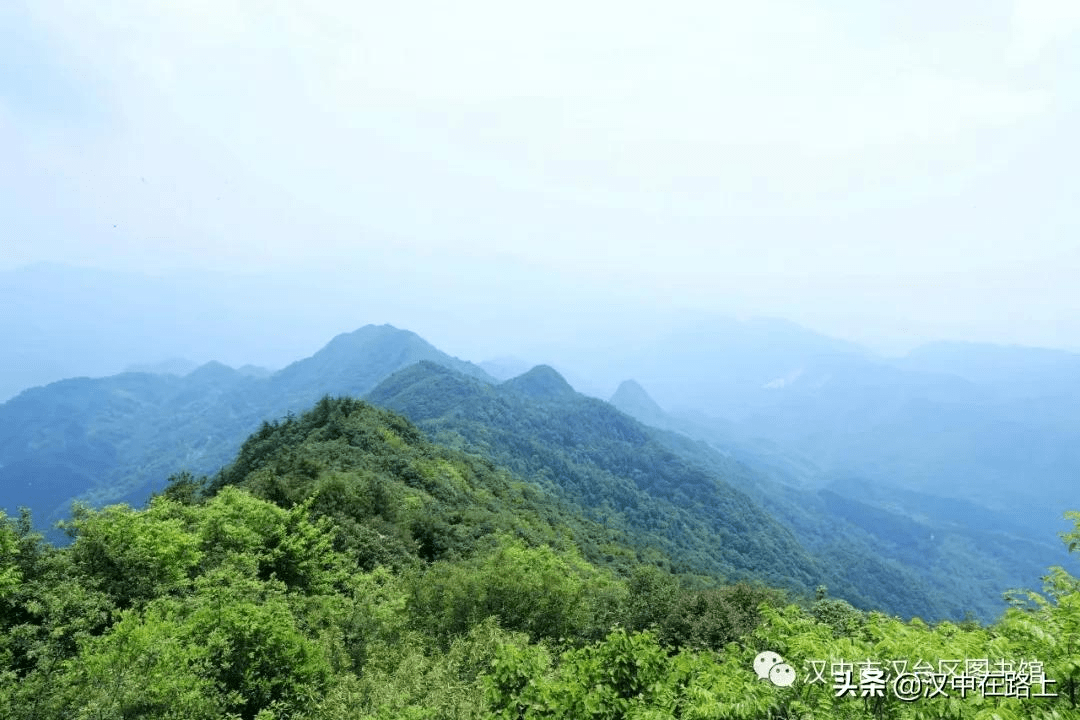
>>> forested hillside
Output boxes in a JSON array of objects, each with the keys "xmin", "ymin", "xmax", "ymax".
[
  {"xmin": 0, "ymin": 325, "xmax": 490, "ymax": 528},
  {"xmin": 1, "ymin": 395, "xmax": 1077, "ymax": 719},
  {"xmin": 368, "ymin": 361, "xmax": 999, "ymax": 620},
  {"xmin": 2, "ymin": 323, "xmax": 1073, "ymax": 622},
  {"xmin": 610, "ymin": 377, "xmax": 1069, "ymax": 621}
]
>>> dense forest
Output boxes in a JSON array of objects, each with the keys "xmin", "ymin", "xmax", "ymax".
[{"xmin": 1, "ymin": 396, "xmax": 1077, "ymax": 719}]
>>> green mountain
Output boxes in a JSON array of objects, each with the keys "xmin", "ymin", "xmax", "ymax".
[
  {"xmin": 205, "ymin": 395, "xmax": 642, "ymax": 576},
  {"xmin": 272, "ymin": 324, "xmax": 493, "ymax": 402},
  {"xmin": 501, "ymin": 364, "xmax": 578, "ymax": 400},
  {"xmin": 1, "ymin": 324, "xmax": 1065, "ymax": 621},
  {"xmin": 366, "ymin": 361, "xmax": 957, "ymax": 619},
  {"xmin": 0, "ymin": 325, "xmax": 491, "ymax": 527},
  {"xmin": 4, "ymin": 394, "xmax": 1075, "ymax": 719},
  {"xmin": 609, "ymin": 378, "xmax": 1068, "ymax": 621}
]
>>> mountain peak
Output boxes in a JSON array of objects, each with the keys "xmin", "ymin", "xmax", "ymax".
[
  {"xmin": 186, "ymin": 360, "xmax": 240, "ymax": 382},
  {"xmin": 609, "ymin": 379, "xmax": 666, "ymax": 424},
  {"xmin": 273, "ymin": 325, "xmax": 493, "ymax": 395},
  {"xmin": 502, "ymin": 365, "xmax": 575, "ymax": 400},
  {"xmin": 320, "ymin": 324, "xmax": 421, "ymax": 355},
  {"xmin": 367, "ymin": 360, "xmax": 494, "ymax": 420}
]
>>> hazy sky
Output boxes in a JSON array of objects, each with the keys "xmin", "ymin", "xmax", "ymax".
[{"xmin": 3, "ymin": 0, "xmax": 1080, "ymax": 356}]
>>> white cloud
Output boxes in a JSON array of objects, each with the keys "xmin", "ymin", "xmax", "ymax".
[{"xmin": 1008, "ymin": 0, "xmax": 1080, "ymax": 65}]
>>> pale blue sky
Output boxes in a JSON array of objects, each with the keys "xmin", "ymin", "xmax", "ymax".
[{"xmin": 3, "ymin": 0, "xmax": 1079, "ymax": 357}]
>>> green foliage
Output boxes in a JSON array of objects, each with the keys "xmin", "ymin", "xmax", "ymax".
[
  {"xmin": 0, "ymin": 488, "xmax": 360, "ymax": 719},
  {"xmin": 995, "ymin": 518, "xmax": 1080, "ymax": 713},
  {"xmin": 60, "ymin": 500, "xmax": 203, "ymax": 607},
  {"xmin": 366, "ymin": 360, "xmax": 963, "ymax": 620},
  {"xmin": 195, "ymin": 487, "xmax": 350, "ymax": 595},
  {"xmin": 49, "ymin": 603, "xmax": 225, "ymax": 720},
  {"xmin": 202, "ymin": 395, "xmax": 662, "ymax": 580},
  {"xmin": 811, "ymin": 595, "xmax": 867, "ymax": 638},
  {"xmin": 1065, "ymin": 510, "xmax": 1080, "ymax": 554},
  {"xmin": 0, "ymin": 512, "xmax": 21, "ymax": 601},
  {"xmin": 661, "ymin": 581, "xmax": 786, "ymax": 651},
  {"xmin": 157, "ymin": 469, "xmax": 209, "ymax": 506},
  {"xmin": 182, "ymin": 571, "xmax": 333, "ymax": 719},
  {"xmin": 485, "ymin": 510, "xmax": 1080, "ymax": 720},
  {"xmin": 2, "ymin": 390, "xmax": 1078, "ymax": 720},
  {"xmin": 408, "ymin": 535, "xmax": 627, "ymax": 645},
  {"xmin": 625, "ymin": 565, "xmax": 680, "ymax": 633},
  {"xmin": 488, "ymin": 628, "xmax": 672, "ymax": 720}
]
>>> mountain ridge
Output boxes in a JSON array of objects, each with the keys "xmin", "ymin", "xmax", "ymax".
[
  {"xmin": 1, "ymin": 322, "xmax": 1074, "ymax": 620},
  {"xmin": 0, "ymin": 325, "xmax": 494, "ymax": 526},
  {"xmin": 366, "ymin": 360, "xmax": 964, "ymax": 618}
]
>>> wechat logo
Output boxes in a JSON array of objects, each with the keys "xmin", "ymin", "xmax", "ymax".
[{"xmin": 754, "ymin": 651, "xmax": 796, "ymax": 687}]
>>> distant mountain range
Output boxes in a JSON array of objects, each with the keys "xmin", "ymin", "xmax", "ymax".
[
  {"xmin": 1, "ymin": 321, "xmax": 1076, "ymax": 621},
  {"xmin": 578, "ymin": 318, "xmax": 1079, "ymax": 532},
  {"xmin": 5, "ymin": 264, "xmax": 1077, "ymax": 531},
  {"xmin": 606, "ymin": 376, "xmax": 1068, "ymax": 624},
  {"xmin": 0, "ymin": 325, "xmax": 491, "ymax": 527}
]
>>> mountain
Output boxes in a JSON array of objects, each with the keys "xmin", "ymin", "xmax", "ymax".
[
  {"xmin": 3, "ymin": 321, "xmax": 1072, "ymax": 620},
  {"xmin": 705, "ymin": 351, "xmax": 1075, "ymax": 526},
  {"xmin": 0, "ymin": 262, "xmax": 463, "ymax": 404},
  {"xmin": 501, "ymin": 364, "xmax": 577, "ymax": 400},
  {"xmin": 272, "ymin": 325, "xmax": 493, "ymax": 402},
  {"xmin": 578, "ymin": 319, "xmax": 1079, "ymax": 537},
  {"xmin": 555, "ymin": 314, "xmax": 868, "ymax": 412},
  {"xmin": 606, "ymin": 378, "xmax": 1068, "ymax": 621},
  {"xmin": 0, "ymin": 325, "xmax": 491, "ymax": 527},
  {"xmin": 367, "ymin": 363, "xmax": 821, "ymax": 590},
  {"xmin": 609, "ymin": 379, "xmax": 668, "ymax": 427},
  {"xmin": 366, "ymin": 361, "xmax": 958, "ymax": 618},
  {"xmin": 4, "ymin": 392, "xmax": 1079, "ymax": 720}
]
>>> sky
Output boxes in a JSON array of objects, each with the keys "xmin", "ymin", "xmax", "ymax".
[{"xmin": 3, "ymin": 0, "xmax": 1080, "ymax": 363}]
